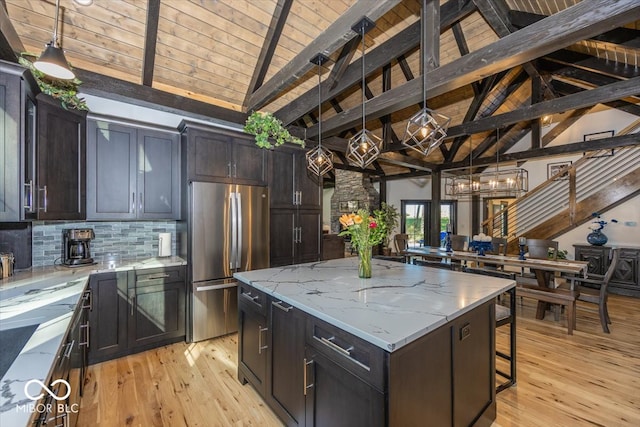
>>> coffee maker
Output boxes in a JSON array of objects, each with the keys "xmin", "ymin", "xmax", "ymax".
[{"xmin": 62, "ymin": 228, "xmax": 96, "ymax": 267}]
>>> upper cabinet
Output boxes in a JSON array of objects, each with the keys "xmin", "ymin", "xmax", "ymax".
[
  {"xmin": 36, "ymin": 94, "xmax": 87, "ymax": 220},
  {"xmin": 269, "ymin": 149, "xmax": 321, "ymax": 210},
  {"xmin": 0, "ymin": 61, "xmax": 37, "ymax": 221},
  {"xmin": 87, "ymin": 117, "xmax": 180, "ymax": 220},
  {"xmin": 179, "ymin": 120, "xmax": 267, "ymax": 186}
]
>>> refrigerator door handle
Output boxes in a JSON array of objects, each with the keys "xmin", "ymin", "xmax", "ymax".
[
  {"xmin": 230, "ymin": 192, "xmax": 237, "ymax": 270},
  {"xmin": 236, "ymin": 192, "xmax": 243, "ymax": 270}
]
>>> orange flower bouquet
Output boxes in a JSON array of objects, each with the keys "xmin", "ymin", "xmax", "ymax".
[{"xmin": 338, "ymin": 208, "xmax": 387, "ymax": 278}]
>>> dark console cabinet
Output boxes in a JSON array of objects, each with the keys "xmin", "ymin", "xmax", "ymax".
[{"xmin": 574, "ymin": 245, "xmax": 640, "ymax": 297}]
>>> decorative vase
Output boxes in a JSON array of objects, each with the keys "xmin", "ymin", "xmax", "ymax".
[
  {"xmin": 587, "ymin": 229, "xmax": 608, "ymax": 246},
  {"xmin": 358, "ymin": 247, "xmax": 372, "ymax": 279}
]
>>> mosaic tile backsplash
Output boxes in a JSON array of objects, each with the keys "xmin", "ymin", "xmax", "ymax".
[{"xmin": 32, "ymin": 221, "xmax": 178, "ymax": 267}]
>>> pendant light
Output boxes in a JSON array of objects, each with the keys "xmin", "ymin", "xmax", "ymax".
[
  {"xmin": 401, "ymin": 0, "xmax": 450, "ymax": 156},
  {"xmin": 306, "ymin": 54, "xmax": 334, "ymax": 176},
  {"xmin": 34, "ymin": 0, "xmax": 75, "ymax": 80},
  {"xmin": 346, "ymin": 17, "xmax": 382, "ymax": 169}
]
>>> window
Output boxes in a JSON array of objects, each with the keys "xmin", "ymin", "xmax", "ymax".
[{"xmin": 401, "ymin": 200, "xmax": 457, "ymax": 248}]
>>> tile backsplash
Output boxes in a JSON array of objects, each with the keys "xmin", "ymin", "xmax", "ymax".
[{"xmin": 32, "ymin": 221, "xmax": 178, "ymax": 267}]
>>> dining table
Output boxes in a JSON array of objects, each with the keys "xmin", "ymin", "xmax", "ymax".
[{"xmin": 406, "ymin": 246, "xmax": 590, "ymax": 320}]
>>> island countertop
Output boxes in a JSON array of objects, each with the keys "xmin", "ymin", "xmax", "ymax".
[{"xmin": 234, "ymin": 257, "xmax": 515, "ymax": 352}]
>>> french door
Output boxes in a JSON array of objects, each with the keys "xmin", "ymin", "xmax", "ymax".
[{"xmin": 400, "ymin": 200, "xmax": 457, "ymax": 248}]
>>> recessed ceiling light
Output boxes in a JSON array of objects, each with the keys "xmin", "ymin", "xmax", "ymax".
[{"xmin": 73, "ymin": 0, "xmax": 93, "ymax": 5}]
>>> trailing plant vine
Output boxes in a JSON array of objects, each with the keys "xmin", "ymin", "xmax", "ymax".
[
  {"xmin": 244, "ymin": 111, "xmax": 305, "ymax": 149},
  {"xmin": 18, "ymin": 52, "xmax": 89, "ymax": 111}
]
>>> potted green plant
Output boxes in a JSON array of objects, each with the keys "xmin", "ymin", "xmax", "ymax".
[
  {"xmin": 243, "ymin": 111, "xmax": 305, "ymax": 149},
  {"xmin": 376, "ymin": 202, "xmax": 399, "ymax": 256},
  {"xmin": 18, "ymin": 53, "xmax": 88, "ymax": 111}
]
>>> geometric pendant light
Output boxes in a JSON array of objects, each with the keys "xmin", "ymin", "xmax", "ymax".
[
  {"xmin": 401, "ymin": 0, "xmax": 449, "ymax": 156},
  {"xmin": 346, "ymin": 17, "xmax": 382, "ymax": 169},
  {"xmin": 34, "ymin": 0, "xmax": 75, "ymax": 80},
  {"xmin": 306, "ymin": 53, "xmax": 334, "ymax": 176}
]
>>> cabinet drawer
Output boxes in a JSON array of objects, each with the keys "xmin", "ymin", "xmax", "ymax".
[
  {"xmin": 135, "ymin": 266, "xmax": 184, "ymax": 287},
  {"xmin": 306, "ymin": 316, "xmax": 386, "ymax": 392},
  {"xmin": 238, "ymin": 283, "xmax": 268, "ymax": 316}
]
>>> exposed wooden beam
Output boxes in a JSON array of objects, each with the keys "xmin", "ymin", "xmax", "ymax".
[
  {"xmin": 445, "ymin": 76, "xmax": 640, "ymax": 138},
  {"xmin": 307, "ymin": 0, "xmax": 640, "ymax": 138},
  {"xmin": 275, "ymin": 0, "xmax": 477, "ymax": 125},
  {"xmin": 247, "ymin": 0, "xmax": 402, "ymax": 111},
  {"xmin": 451, "ymin": 22, "xmax": 481, "ymax": 96},
  {"xmin": 243, "ymin": 0, "xmax": 292, "ymax": 110},
  {"xmin": 551, "ymin": 80, "xmax": 640, "ymax": 117},
  {"xmin": 141, "ymin": 0, "xmax": 160, "ymax": 87},
  {"xmin": 75, "ymin": 68, "xmax": 247, "ymax": 127},
  {"xmin": 542, "ymin": 50, "xmax": 640, "ymax": 79},
  {"xmin": 378, "ymin": 152, "xmax": 436, "ymax": 172},
  {"xmin": 541, "ymin": 107, "xmax": 593, "ymax": 147},
  {"xmin": 444, "ymin": 133, "xmax": 639, "ymax": 170},
  {"xmin": 327, "ymin": 36, "xmax": 360, "ymax": 90}
]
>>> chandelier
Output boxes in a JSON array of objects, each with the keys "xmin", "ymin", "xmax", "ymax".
[
  {"xmin": 401, "ymin": 0, "xmax": 450, "ymax": 156},
  {"xmin": 444, "ymin": 129, "xmax": 528, "ymax": 197},
  {"xmin": 305, "ymin": 53, "xmax": 334, "ymax": 176},
  {"xmin": 346, "ymin": 17, "xmax": 382, "ymax": 169}
]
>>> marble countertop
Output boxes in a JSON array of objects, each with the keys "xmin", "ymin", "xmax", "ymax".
[
  {"xmin": 0, "ymin": 256, "xmax": 186, "ymax": 426},
  {"xmin": 234, "ymin": 257, "xmax": 515, "ymax": 352}
]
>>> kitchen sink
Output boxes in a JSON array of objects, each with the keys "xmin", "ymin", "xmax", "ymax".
[{"xmin": 0, "ymin": 324, "xmax": 39, "ymax": 379}]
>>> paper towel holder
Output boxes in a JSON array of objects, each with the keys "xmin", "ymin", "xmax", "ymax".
[{"xmin": 158, "ymin": 232, "xmax": 172, "ymax": 257}]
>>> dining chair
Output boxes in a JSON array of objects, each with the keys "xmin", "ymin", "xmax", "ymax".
[
  {"xmin": 520, "ymin": 238, "xmax": 560, "ymax": 317},
  {"xmin": 413, "ymin": 258, "xmax": 452, "ymax": 270},
  {"xmin": 394, "ymin": 233, "xmax": 409, "ymax": 263},
  {"xmin": 462, "ymin": 267, "xmax": 517, "ymax": 393},
  {"xmin": 485, "ymin": 237, "xmax": 508, "ymax": 270},
  {"xmin": 567, "ymin": 248, "xmax": 620, "ymax": 333},
  {"xmin": 449, "ymin": 235, "xmax": 469, "ymax": 271}
]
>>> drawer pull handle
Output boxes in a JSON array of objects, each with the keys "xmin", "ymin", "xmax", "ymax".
[
  {"xmin": 258, "ymin": 326, "xmax": 268, "ymax": 354},
  {"xmin": 80, "ymin": 322, "xmax": 90, "ymax": 348},
  {"xmin": 137, "ymin": 273, "xmax": 171, "ymax": 283},
  {"xmin": 314, "ymin": 335, "xmax": 371, "ymax": 372},
  {"xmin": 241, "ymin": 292, "xmax": 260, "ymax": 303},
  {"xmin": 303, "ymin": 357, "xmax": 314, "ymax": 395},
  {"xmin": 272, "ymin": 300, "xmax": 292, "ymax": 312}
]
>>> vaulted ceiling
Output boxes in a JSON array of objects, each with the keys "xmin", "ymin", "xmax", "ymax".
[{"xmin": 2, "ymin": 0, "xmax": 639, "ymax": 181}]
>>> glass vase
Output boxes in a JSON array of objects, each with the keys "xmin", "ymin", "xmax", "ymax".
[
  {"xmin": 587, "ymin": 229, "xmax": 608, "ymax": 246},
  {"xmin": 358, "ymin": 247, "xmax": 372, "ymax": 279}
]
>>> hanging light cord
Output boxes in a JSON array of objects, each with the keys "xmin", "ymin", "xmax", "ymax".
[
  {"xmin": 361, "ymin": 23, "xmax": 366, "ymax": 132},
  {"xmin": 317, "ymin": 58, "xmax": 322, "ymax": 150},
  {"xmin": 52, "ymin": 0, "xmax": 61, "ymax": 45},
  {"xmin": 421, "ymin": 0, "xmax": 427, "ymax": 108},
  {"xmin": 496, "ymin": 128, "xmax": 499, "ymax": 172}
]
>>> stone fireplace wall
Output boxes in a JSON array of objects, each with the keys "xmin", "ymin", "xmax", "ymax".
[{"xmin": 330, "ymin": 170, "xmax": 380, "ymax": 233}]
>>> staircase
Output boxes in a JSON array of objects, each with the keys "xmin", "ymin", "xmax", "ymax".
[{"xmin": 484, "ymin": 142, "xmax": 640, "ymax": 252}]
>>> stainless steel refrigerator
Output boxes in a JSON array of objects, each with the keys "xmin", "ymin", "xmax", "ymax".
[{"xmin": 189, "ymin": 181, "xmax": 269, "ymax": 342}]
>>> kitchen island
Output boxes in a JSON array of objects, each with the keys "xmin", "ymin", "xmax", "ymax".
[{"xmin": 234, "ymin": 257, "xmax": 515, "ymax": 427}]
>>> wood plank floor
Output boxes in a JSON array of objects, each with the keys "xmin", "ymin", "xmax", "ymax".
[{"xmin": 78, "ymin": 294, "xmax": 640, "ymax": 426}]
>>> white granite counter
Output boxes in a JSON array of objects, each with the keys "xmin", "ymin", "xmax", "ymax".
[
  {"xmin": 0, "ymin": 256, "xmax": 186, "ymax": 426},
  {"xmin": 234, "ymin": 257, "xmax": 515, "ymax": 352}
]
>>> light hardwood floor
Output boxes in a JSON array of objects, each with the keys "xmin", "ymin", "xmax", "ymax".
[{"xmin": 78, "ymin": 294, "xmax": 640, "ymax": 426}]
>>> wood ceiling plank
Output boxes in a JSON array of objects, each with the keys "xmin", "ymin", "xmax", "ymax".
[
  {"xmin": 247, "ymin": 0, "xmax": 403, "ymax": 111},
  {"xmin": 308, "ymin": 0, "xmax": 640, "ymax": 138}
]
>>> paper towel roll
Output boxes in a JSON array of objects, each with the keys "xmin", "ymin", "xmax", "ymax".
[{"xmin": 158, "ymin": 233, "xmax": 172, "ymax": 257}]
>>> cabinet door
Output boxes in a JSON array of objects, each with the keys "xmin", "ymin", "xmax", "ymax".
[
  {"xmin": 611, "ymin": 249, "xmax": 640, "ymax": 295},
  {"xmin": 297, "ymin": 210, "xmax": 321, "ymax": 264},
  {"xmin": 267, "ymin": 298, "xmax": 306, "ymax": 426},
  {"xmin": 270, "ymin": 210, "xmax": 296, "ymax": 267},
  {"xmin": 88, "ymin": 272, "xmax": 129, "ymax": 365},
  {"xmin": 0, "ymin": 72, "xmax": 20, "ymax": 221},
  {"xmin": 238, "ymin": 301, "xmax": 268, "ymax": 396},
  {"xmin": 304, "ymin": 347, "xmax": 385, "ymax": 427},
  {"xmin": 36, "ymin": 95, "xmax": 86, "ymax": 220},
  {"xmin": 575, "ymin": 246, "xmax": 606, "ymax": 275},
  {"xmin": 137, "ymin": 129, "xmax": 180, "ymax": 219},
  {"xmin": 295, "ymin": 151, "xmax": 322, "ymax": 209},
  {"xmin": 129, "ymin": 280, "xmax": 186, "ymax": 349},
  {"xmin": 86, "ymin": 120, "xmax": 137, "ymax": 219},
  {"xmin": 186, "ymin": 130, "xmax": 232, "ymax": 182},
  {"xmin": 269, "ymin": 150, "xmax": 295, "ymax": 209},
  {"xmin": 232, "ymin": 138, "xmax": 266, "ymax": 186}
]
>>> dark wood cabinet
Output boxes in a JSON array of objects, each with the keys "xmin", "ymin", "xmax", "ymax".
[
  {"xmin": 87, "ymin": 271, "xmax": 129, "ymax": 365},
  {"xmin": 268, "ymin": 148, "xmax": 322, "ymax": 267},
  {"xmin": 0, "ymin": 62, "xmax": 37, "ymax": 221},
  {"xmin": 238, "ymin": 281, "xmax": 496, "ymax": 427},
  {"xmin": 180, "ymin": 121, "xmax": 266, "ymax": 186},
  {"xmin": 237, "ymin": 283, "xmax": 268, "ymax": 396},
  {"xmin": 86, "ymin": 118, "xmax": 180, "ymax": 220},
  {"xmin": 36, "ymin": 94, "xmax": 87, "ymax": 220},
  {"xmin": 267, "ymin": 298, "xmax": 306, "ymax": 426},
  {"xmin": 128, "ymin": 267, "xmax": 186, "ymax": 348},
  {"xmin": 88, "ymin": 266, "xmax": 186, "ymax": 365},
  {"xmin": 574, "ymin": 245, "xmax": 640, "ymax": 297}
]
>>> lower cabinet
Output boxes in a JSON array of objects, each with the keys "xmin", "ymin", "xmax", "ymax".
[
  {"xmin": 88, "ymin": 266, "xmax": 186, "ymax": 365},
  {"xmin": 270, "ymin": 209, "xmax": 321, "ymax": 267},
  {"xmin": 237, "ymin": 283, "xmax": 496, "ymax": 427}
]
